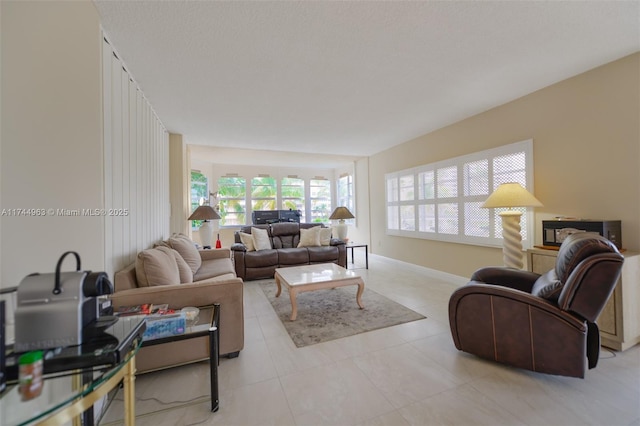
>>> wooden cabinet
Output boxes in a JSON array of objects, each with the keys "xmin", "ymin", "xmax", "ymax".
[{"xmin": 527, "ymin": 247, "xmax": 640, "ymax": 351}]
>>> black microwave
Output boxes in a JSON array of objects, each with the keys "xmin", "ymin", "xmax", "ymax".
[{"xmin": 542, "ymin": 220, "xmax": 622, "ymax": 249}]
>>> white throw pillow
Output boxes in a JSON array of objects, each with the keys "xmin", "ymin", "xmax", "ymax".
[
  {"xmin": 239, "ymin": 232, "xmax": 256, "ymax": 251},
  {"xmin": 298, "ymin": 226, "xmax": 321, "ymax": 248},
  {"xmin": 252, "ymin": 227, "xmax": 272, "ymax": 251},
  {"xmin": 319, "ymin": 227, "xmax": 332, "ymax": 246}
]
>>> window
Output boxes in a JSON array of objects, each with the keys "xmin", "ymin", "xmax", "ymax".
[
  {"xmin": 337, "ymin": 174, "xmax": 355, "ymax": 224},
  {"xmin": 386, "ymin": 140, "xmax": 534, "ymax": 248},
  {"xmin": 218, "ymin": 176, "xmax": 246, "ymax": 226},
  {"xmin": 309, "ymin": 179, "xmax": 332, "ymax": 223},
  {"xmin": 251, "ymin": 176, "xmax": 277, "ymax": 211},
  {"xmin": 281, "ymin": 177, "xmax": 305, "ymax": 218},
  {"xmin": 190, "ymin": 170, "xmax": 208, "ymax": 229}
]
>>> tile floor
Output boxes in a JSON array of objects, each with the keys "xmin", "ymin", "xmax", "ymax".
[{"xmin": 103, "ymin": 253, "xmax": 640, "ymax": 426}]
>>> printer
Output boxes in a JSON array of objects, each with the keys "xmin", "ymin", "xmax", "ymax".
[{"xmin": 14, "ymin": 251, "xmax": 113, "ymax": 352}]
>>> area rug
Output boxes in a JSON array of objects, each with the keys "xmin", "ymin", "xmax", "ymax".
[{"xmin": 258, "ymin": 279, "xmax": 426, "ymax": 347}]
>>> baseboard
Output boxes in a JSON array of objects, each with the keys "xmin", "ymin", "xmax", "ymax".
[{"xmin": 369, "ymin": 253, "xmax": 468, "ymax": 287}]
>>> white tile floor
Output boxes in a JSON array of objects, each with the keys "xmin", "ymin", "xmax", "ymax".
[{"xmin": 103, "ymin": 253, "xmax": 640, "ymax": 426}]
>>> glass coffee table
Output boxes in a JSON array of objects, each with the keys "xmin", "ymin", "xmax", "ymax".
[
  {"xmin": 138, "ymin": 304, "xmax": 220, "ymax": 412},
  {"xmin": 274, "ymin": 263, "xmax": 365, "ymax": 320}
]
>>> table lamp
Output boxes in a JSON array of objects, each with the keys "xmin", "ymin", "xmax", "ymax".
[
  {"xmin": 329, "ymin": 206, "xmax": 355, "ymax": 241},
  {"xmin": 188, "ymin": 205, "xmax": 221, "ymax": 249},
  {"xmin": 482, "ymin": 182, "xmax": 542, "ymax": 269}
]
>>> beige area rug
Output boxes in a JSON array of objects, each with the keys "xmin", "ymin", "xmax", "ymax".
[{"xmin": 258, "ymin": 279, "xmax": 426, "ymax": 348}]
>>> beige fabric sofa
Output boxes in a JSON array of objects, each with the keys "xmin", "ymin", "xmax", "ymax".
[{"xmin": 110, "ymin": 235, "xmax": 244, "ymax": 373}]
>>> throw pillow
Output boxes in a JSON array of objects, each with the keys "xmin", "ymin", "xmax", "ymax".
[
  {"xmin": 135, "ymin": 246, "xmax": 180, "ymax": 287},
  {"xmin": 319, "ymin": 227, "xmax": 332, "ymax": 246},
  {"xmin": 239, "ymin": 232, "xmax": 256, "ymax": 251},
  {"xmin": 168, "ymin": 236, "xmax": 202, "ymax": 275},
  {"xmin": 531, "ymin": 269, "xmax": 564, "ymax": 302},
  {"xmin": 170, "ymin": 248, "xmax": 193, "ymax": 283},
  {"xmin": 252, "ymin": 227, "xmax": 272, "ymax": 251},
  {"xmin": 298, "ymin": 226, "xmax": 321, "ymax": 248}
]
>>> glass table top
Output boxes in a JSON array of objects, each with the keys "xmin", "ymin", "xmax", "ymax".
[{"xmin": 0, "ymin": 316, "xmax": 145, "ymax": 426}]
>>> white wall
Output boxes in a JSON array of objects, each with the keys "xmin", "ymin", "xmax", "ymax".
[
  {"xmin": 1, "ymin": 1, "xmax": 104, "ymax": 287},
  {"xmin": 102, "ymin": 37, "xmax": 170, "ymax": 276},
  {"xmin": 1, "ymin": 1, "xmax": 171, "ymax": 287}
]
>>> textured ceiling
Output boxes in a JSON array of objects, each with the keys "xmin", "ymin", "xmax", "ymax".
[{"xmin": 93, "ymin": 1, "xmax": 639, "ymax": 159}]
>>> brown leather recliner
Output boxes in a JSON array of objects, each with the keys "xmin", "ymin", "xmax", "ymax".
[{"xmin": 448, "ymin": 233, "xmax": 624, "ymax": 378}]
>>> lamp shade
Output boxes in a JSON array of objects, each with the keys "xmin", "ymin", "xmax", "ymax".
[
  {"xmin": 329, "ymin": 206, "xmax": 355, "ymax": 220},
  {"xmin": 188, "ymin": 205, "xmax": 221, "ymax": 221},
  {"xmin": 482, "ymin": 183, "xmax": 543, "ymax": 209}
]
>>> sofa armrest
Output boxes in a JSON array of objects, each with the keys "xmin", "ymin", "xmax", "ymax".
[
  {"xmin": 199, "ymin": 248, "xmax": 231, "ymax": 261},
  {"xmin": 330, "ymin": 238, "xmax": 345, "ymax": 246},
  {"xmin": 230, "ymin": 243, "xmax": 247, "ymax": 252},
  {"xmin": 470, "ymin": 266, "xmax": 540, "ymax": 293}
]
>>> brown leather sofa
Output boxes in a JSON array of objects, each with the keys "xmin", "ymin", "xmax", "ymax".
[
  {"xmin": 230, "ymin": 222, "xmax": 347, "ymax": 280},
  {"xmin": 449, "ymin": 233, "xmax": 623, "ymax": 378},
  {"xmin": 110, "ymin": 235, "xmax": 244, "ymax": 373}
]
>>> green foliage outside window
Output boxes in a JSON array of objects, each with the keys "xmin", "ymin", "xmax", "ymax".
[{"xmin": 190, "ymin": 170, "xmax": 208, "ymax": 229}]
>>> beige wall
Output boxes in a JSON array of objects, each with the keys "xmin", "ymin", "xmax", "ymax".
[
  {"xmin": 1, "ymin": 1, "xmax": 104, "ymax": 287},
  {"xmin": 169, "ymin": 133, "xmax": 190, "ymax": 236},
  {"xmin": 369, "ymin": 53, "xmax": 640, "ymax": 279}
]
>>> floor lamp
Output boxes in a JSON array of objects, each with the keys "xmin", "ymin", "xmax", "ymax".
[
  {"xmin": 482, "ymin": 183, "xmax": 543, "ymax": 269},
  {"xmin": 188, "ymin": 205, "xmax": 221, "ymax": 249}
]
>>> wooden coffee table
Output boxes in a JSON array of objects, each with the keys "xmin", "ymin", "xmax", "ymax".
[{"xmin": 274, "ymin": 263, "xmax": 365, "ymax": 320}]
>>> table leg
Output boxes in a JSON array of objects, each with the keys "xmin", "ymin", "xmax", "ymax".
[
  {"xmin": 356, "ymin": 281, "xmax": 365, "ymax": 309},
  {"xmin": 289, "ymin": 287, "xmax": 298, "ymax": 321},
  {"xmin": 350, "ymin": 246, "xmax": 355, "ymax": 264},
  {"xmin": 275, "ymin": 273, "xmax": 282, "ymax": 297},
  {"xmin": 365, "ymin": 245, "xmax": 369, "ymax": 269},
  {"xmin": 209, "ymin": 304, "xmax": 220, "ymax": 412},
  {"xmin": 123, "ymin": 354, "xmax": 136, "ymax": 426}
]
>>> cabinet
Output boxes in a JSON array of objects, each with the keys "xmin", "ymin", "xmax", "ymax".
[{"xmin": 527, "ymin": 247, "xmax": 640, "ymax": 351}]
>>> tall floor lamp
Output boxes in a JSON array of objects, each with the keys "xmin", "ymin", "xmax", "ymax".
[
  {"xmin": 188, "ymin": 205, "xmax": 221, "ymax": 249},
  {"xmin": 329, "ymin": 206, "xmax": 355, "ymax": 241},
  {"xmin": 482, "ymin": 182, "xmax": 543, "ymax": 269}
]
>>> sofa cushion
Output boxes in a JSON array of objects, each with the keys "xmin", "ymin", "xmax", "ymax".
[
  {"xmin": 319, "ymin": 227, "xmax": 332, "ymax": 246},
  {"xmin": 194, "ymin": 257, "xmax": 236, "ymax": 282},
  {"xmin": 278, "ymin": 248, "xmax": 310, "ymax": 265},
  {"xmin": 168, "ymin": 236, "xmax": 202, "ymax": 275},
  {"xmin": 239, "ymin": 232, "xmax": 256, "ymax": 251},
  {"xmin": 531, "ymin": 269, "xmax": 563, "ymax": 302},
  {"xmin": 252, "ymin": 227, "xmax": 272, "ymax": 251},
  {"xmin": 308, "ymin": 246, "xmax": 339, "ymax": 263},
  {"xmin": 136, "ymin": 246, "xmax": 180, "ymax": 287},
  {"xmin": 170, "ymin": 248, "xmax": 193, "ymax": 283},
  {"xmin": 244, "ymin": 250, "xmax": 279, "ymax": 268},
  {"xmin": 298, "ymin": 226, "xmax": 321, "ymax": 247}
]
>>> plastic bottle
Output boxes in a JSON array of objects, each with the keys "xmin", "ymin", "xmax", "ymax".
[{"xmin": 19, "ymin": 350, "xmax": 43, "ymax": 401}]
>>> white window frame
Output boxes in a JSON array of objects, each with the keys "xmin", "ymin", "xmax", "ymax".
[
  {"xmin": 337, "ymin": 173, "xmax": 355, "ymax": 225},
  {"xmin": 385, "ymin": 139, "xmax": 535, "ymax": 249}
]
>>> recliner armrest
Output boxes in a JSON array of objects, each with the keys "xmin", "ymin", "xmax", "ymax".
[
  {"xmin": 230, "ymin": 243, "xmax": 247, "ymax": 252},
  {"xmin": 470, "ymin": 266, "xmax": 540, "ymax": 293}
]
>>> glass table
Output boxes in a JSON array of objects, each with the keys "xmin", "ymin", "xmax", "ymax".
[
  {"xmin": 0, "ymin": 315, "xmax": 146, "ymax": 426},
  {"xmin": 137, "ymin": 304, "xmax": 220, "ymax": 412}
]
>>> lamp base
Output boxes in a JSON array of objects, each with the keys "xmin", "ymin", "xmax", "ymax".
[
  {"xmin": 332, "ymin": 221, "xmax": 348, "ymax": 241},
  {"xmin": 199, "ymin": 221, "xmax": 214, "ymax": 249},
  {"xmin": 499, "ymin": 211, "xmax": 524, "ymax": 269}
]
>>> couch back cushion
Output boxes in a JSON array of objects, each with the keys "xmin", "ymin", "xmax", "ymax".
[
  {"xmin": 170, "ymin": 248, "xmax": 194, "ymax": 283},
  {"xmin": 136, "ymin": 246, "xmax": 180, "ymax": 287},
  {"xmin": 270, "ymin": 222, "xmax": 301, "ymax": 248},
  {"xmin": 167, "ymin": 235, "xmax": 202, "ymax": 274}
]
